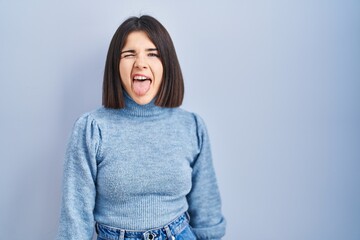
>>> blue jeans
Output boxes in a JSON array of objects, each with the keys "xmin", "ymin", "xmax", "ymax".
[{"xmin": 96, "ymin": 212, "xmax": 196, "ymax": 240}]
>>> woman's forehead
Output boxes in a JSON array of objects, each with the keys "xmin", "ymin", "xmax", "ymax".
[{"xmin": 122, "ymin": 31, "xmax": 156, "ymax": 50}]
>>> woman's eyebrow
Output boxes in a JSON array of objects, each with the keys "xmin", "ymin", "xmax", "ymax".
[
  {"xmin": 121, "ymin": 49, "xmax": 135, "ymax": 54},
  {"xmin": 121, "ymin": 48, "xmax": 158, "ymax": 54},
  {"xmin": 146, "ymin": 48, "xmax": 158, "ymax": 52}
]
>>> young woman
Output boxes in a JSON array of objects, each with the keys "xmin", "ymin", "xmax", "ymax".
[{"xmin": 57, "ymin": 15, "xmax": 226, "ymax": 240}]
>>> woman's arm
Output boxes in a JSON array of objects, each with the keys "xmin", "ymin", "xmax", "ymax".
[
  {"xmin": 187, "ymin": 114, "xmax": 226, "ymax": 240},
  {"xmin": 57, "ymin": 114, "xmax": 100, "ymax": 240}
]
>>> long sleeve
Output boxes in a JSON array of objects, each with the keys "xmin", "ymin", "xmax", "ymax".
[
  {"xmin": 187, "ymin": 114, "xmax": 226, "ymax": 240},
  {"xmin": 57, "ymin": 114, "xmax": 101, "ymax": 240}
]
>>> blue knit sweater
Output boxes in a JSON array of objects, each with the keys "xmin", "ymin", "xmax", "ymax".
[{"xmin": 57, "ymin": 94, "xmax": 226, "ymax": 239}]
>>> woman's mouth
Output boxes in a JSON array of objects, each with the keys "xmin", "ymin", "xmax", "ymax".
[{"xmin": 132, "ymin": 75, "xmax": 152, "ymax": 96}]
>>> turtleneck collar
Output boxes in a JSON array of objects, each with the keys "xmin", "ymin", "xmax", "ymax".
[{"xmin": 121, "ymin": 91, "xmax": 169, "ymax": 117}]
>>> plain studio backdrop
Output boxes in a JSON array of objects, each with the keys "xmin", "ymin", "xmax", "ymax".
[{"xmin": 1, "ymin": 0, "xmax": 359, "ymax": 239}]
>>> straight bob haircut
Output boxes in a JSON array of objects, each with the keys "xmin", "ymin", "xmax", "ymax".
[{"xmin": 103, "ymin": 15, "xmax": 184, "ymax": 108}]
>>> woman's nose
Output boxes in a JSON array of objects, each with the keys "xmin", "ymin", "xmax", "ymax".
[{"xmin": 134, "ymin": 56, "xmax": 147, "ymax": 69}]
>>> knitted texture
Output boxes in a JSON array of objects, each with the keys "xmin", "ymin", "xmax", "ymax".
[{"xmin": 57, "ymin": 94, "xmax": 226, "ymax": 239}]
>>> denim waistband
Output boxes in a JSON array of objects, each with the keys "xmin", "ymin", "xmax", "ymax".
[{"xmin": 96, "ymin": 212, "xmax": 190, "ymax": 240}]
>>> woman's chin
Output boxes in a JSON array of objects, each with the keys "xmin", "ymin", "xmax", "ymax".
[{"xmin": 131, "ymin": 94, "xmax": 154, "ymax": 105}]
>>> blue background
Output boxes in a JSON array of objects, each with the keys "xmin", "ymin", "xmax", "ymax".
[{"xmin": 1, "ymin": 0, "xmax": 359, "ymax": 239}]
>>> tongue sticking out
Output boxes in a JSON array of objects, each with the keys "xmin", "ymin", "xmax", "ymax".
[{"xmin": 132, "ymin": 79, "xmax": 151, "ymax": 96}]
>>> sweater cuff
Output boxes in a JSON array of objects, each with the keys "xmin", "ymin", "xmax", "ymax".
[{"xmin": 191, "ymin": 217, "xmax": 226, "ymax": 239}]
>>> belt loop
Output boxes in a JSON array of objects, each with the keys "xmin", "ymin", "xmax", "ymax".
[
  {"xmin": 185, "ymin": 212, "xmax": 191, "ymax": 222},
  {"xmin": 118, "ymin": 229, "xmax": 125, "ymax": 240},
  {"xmin": 95, "ymin": 222, "xmax": 99, "ymax": 234},
  {"xmin": 164, "ymin": 225, "xmax": 175, "ymax": 240}
]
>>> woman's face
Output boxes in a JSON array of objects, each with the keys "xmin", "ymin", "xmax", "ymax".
[{"xmin": 119, "ymin": 31, "xmax": 164, "ymax": 105}]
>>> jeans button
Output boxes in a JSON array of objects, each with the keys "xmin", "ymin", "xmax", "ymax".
[{"xmin": 147, "ymin": 233, "xmax": 155, "ymax": 240}]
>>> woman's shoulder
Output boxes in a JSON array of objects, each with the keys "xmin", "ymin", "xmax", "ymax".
[
  {"xmin": 79, "ymin": 106, "xmax": 124, "ymax": 121},
  {"xmin": 173, "ymin": 108, "xmax": 207, "ymax": 128},
  {"xmin": 75, "ymin": 107, "xmax": 104, "ymax": 121},
  {"xmin": 72, "ymin": 107, "xmax": 117, "ymax": 129}
]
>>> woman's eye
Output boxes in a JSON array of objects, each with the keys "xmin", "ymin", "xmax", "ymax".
[
  {"xmin": 148, "ymin": 53, "xmax": 159, "ymax": 57},
  {"xmin": 123, "ymin": 54, "xmax": 135, "ymax": 58}
]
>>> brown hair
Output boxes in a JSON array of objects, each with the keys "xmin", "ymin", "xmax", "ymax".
[{"xmin": 102, "ymin": 15, "xmax": 184, "ymax": 108}]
